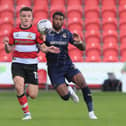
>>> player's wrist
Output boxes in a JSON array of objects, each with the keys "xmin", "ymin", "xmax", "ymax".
[
  {"xmin": 4, "ymin": 42, "xmax": 9, "ymax": 47},
  {"xmin": 45, "ymin": 47, "xmax": 49, "ymax": 53},
  {"xmin": 73, "ymin": 40, "xmax": 82, "ymax": 44},
  {"xmin": 79, "ymin": 41, "xmax": 82, "ymax": 44}
]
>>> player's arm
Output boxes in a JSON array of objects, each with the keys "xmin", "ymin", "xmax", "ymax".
[
  {"xmin": 72, "ymin": 33, "xmax": 85, "ymax": 51},
  {"xmin": 39, "ymin": 43, "xmax": 60, "ymax": 54},
  {"xmin": 39, "ymin": 34, "xmax": 60, "ymax": 54},
  {"xmin": 3, "ymin": 37, "xmax": 14, "ymax": 53}
]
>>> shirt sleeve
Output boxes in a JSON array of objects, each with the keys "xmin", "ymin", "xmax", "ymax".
[
  {"xmin": 69, "ymin": 31, "xmax": 74, "ymax": 44},
  {"xmin": 8, "ymin": 30, "xmax": 14, "ymax": 45},
  {"xmin": 36, "ymin": 31, "xmax": 44, "ymax": 44}
]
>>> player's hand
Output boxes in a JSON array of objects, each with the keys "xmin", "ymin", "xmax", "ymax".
[
  {"xmin": 3, "ymin": 37, "xmax": 9, "ymax": 45},
  {"xmin": 3, "ymin": 37, "xmax": 14, "ymax": 53},
  {"xmin": 72, "ymin": 33, "xmax": 85, "ymax": 50},
  {"xmin": 47, "ymin": 46, "xmax": 60, "ymax": 54},
  {"xmin": 40, "ymin": 34, "xmax": 46, "ymax": 41},
  {"xmin": 73, "ymin": 33, "xmax": 81, "ymax": 42}
]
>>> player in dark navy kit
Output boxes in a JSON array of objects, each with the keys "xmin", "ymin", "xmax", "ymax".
[{"xmin": 41, "ymin": 11, "xmax": 98, "ymax": 119}]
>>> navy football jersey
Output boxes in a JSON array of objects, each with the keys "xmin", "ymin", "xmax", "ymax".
[{"xmin": 45, "ymin": 29, "xmax": 74, "ymax": 65}]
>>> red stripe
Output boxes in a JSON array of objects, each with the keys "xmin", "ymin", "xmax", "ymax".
[
  {"xmin": 13, "ymin": 51, "xmax": 38, "ymax": 58},
  {"xmin": 15, "ymin": 43, "xmax": 36, "ymax": 45}
]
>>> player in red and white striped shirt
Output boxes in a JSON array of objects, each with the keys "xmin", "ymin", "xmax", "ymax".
[{"xmin": 3, "ymin": 7, "xmax": 60, "ymax": 120}]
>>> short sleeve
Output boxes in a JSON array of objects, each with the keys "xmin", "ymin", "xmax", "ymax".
[
  {"xmin": 36, "ymin": 31, "xmax": 44, "ymax": 44},
  {"xmin": 8, "ymin": 30, "xmax": 14, "ymax": 45}
]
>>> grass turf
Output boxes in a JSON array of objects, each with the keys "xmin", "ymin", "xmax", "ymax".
[{"xmin": 0, "ymin": 90, "xmax": 126, "ymax": 126}]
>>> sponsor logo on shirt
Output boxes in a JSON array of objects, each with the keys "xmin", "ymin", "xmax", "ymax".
[
  {"xmin": 13, "ymin": 32, "xmax": 36, "ymax": 40},
  {"xmin": 50, "ymin": 41, "xmax": 67, "ymax": 45},
  {"xmin": 62, "ymin": 33, "xmax": 67, "ymax": 38},
  {"xmin": 27, "ymin": 33, "xmax": 33, "ymax": 39}
]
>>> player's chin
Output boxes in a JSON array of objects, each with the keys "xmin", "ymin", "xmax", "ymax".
[
  {"xmin": 23, "ymin": 22, "xmax": 31, "ymax": 27},
  {"xmin": 54, "ymin": 25, "xmax": 61, "ymax": 30}
]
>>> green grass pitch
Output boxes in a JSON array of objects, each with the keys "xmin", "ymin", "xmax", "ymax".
[{"xmin": 0, "ymin": 90, "xmax": 126, "ymax": 126}]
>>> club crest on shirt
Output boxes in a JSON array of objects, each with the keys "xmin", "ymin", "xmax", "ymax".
[
  {"xmin": 62, "ymin": 33, "xmax": 67, "ymax": 38},
  {"xmin": 27, "ymin": 33, "xmax": 32, "ymax": 39}
]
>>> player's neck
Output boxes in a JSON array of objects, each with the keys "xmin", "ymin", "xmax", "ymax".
[
  {"xmin": 20, "ymin": 24, "xmax": 32, "ymax": 29},
  {"xmin": 53, "ymin": 28, "xmax": 62, "ymax": 33}
]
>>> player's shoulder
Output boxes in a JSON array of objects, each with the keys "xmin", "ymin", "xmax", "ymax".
[
  {"xmin": 47, "ymin": 28, "xmax": 72, "ymax": 36},
  {"xmin": 62, "ymin": 28, "xmax": 71, "ymax": 33},
  {"xmin": 31, "ymin": 25, "xmax": 38, "ymax": 31},
  {"xmin": 9, "ymin": 25, "xmax": 20, "ymax": 34},
  {"xmin": 13, "ymin": 25, "xmax": 20, "ymax": 32},
  {"xmin": 28, "ymin": 25, "xmax": 40, "ymax": 35},
  {"xmin": 28, "ymin": 25, "xmax": 38, "ymax": 33},
  {"xmin": 62, "ymin": 28, "xmax": 73, "ymax": 37},
  {"xmin": 62, "ymin": 28, "xmax": 72, "ymax": 36}
]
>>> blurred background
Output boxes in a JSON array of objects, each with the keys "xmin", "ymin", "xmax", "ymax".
[
  {"xmin": 1, "ymin": 1, "xmax": 126, "ymax": 126},
  {"xmin": 0, "ymin": 0, "xmax": 126, "ymax": 92}
]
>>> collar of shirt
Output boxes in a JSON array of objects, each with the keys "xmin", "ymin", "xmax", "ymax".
[{"xmin": 52, "ymin": 28, "xmax": 64, "ymax": 34}]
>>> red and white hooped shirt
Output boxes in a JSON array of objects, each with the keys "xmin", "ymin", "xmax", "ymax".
[{"xmin": 9, "ymin": 25, "xmax": 43, "ymax": 64}]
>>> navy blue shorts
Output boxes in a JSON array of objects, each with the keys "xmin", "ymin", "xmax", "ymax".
[{"xmin": 48, "ymin": 63, "xmax": 80, "ymax": 88}]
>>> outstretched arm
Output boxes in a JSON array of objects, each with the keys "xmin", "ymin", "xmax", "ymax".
[
  {"xmin": 39, "ymin": 43, "xmax": 60, "ymax": 54},
  {"xmin": 3, "ymin": 37, "xmax": 14, "ymax": 53},
  {"xmin": 72, "ymin": 33, "xmax": 85, "ymax": 51},
  {"xmin": 39, "ymin": 34, "xmax": 60, "ymax": 54}
]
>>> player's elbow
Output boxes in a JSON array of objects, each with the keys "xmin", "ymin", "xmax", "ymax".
[
  {"xmin": 4, "ymin": 46, "xmax": 13, "ymax": 53},
  {"xmin": 78, "ymin": 45, "xmax": 85, "ymax": 51},
  {"xmin": 5, "ymin": 50, "xmax": 11, "ymax": 53},
  {"xmin": 79, "ymin": 47, "xmax": 85, "ymax": 51}
]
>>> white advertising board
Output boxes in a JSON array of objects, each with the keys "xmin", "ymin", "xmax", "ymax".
[{"xmin": 0, "ymin": 62, "xmax": 123, "ymax": 86}]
